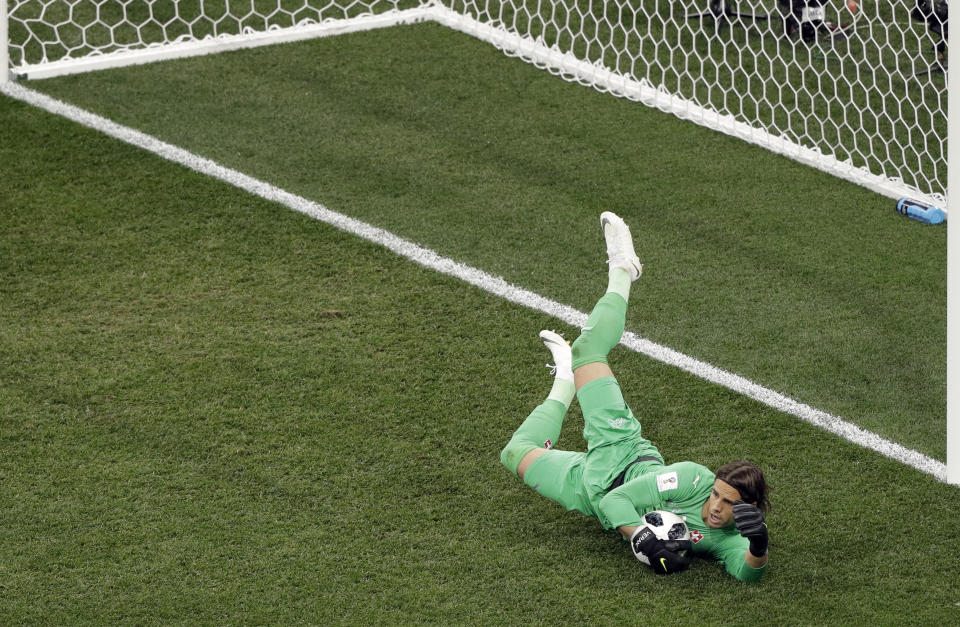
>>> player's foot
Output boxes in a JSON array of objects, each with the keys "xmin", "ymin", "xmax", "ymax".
[
  {"xmin": 539, "ymin": 330, "xmax": 572, "ymax": 377},
  {"xmin": 600, "ymin": 211, "xmax": 642, "ymax": 281}
]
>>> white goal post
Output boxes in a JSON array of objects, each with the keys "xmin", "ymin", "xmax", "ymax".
[
  {"xmin": 949, "ymin": 59, "xmax": 959, "ymax": 487},
  {"xmin": 1, "ymin": 0, "xmax": 957, "ymax": 484}
]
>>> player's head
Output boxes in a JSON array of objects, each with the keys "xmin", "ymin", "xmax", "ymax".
[
  {"xmin": 703, "ymin": 461, "xmax": 770, "ymax": 529},
  {"xmin": 716, "ymin": 460, "xmax": 770, "ymax": 511}
]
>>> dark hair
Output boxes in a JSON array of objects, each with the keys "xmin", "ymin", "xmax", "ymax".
[{"xmin": 715, "ymin": 460, "xmax": 771, "ymax": 513}]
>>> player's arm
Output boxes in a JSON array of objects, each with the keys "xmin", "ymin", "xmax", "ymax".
[
  {"xmin": 732, "ymin": 500, "xmax": 769, "ymax": 577},
  {"xmin": 715, "ymin": 535, "xmax": 767, "ymax": 582},
  {"xmin": 744, "ymin": 547, "xmax": 768, "ymax": 569},
  {"xmin": 600, "ymin": 474, "xmax": 694, "ymax": 575},
  {"xmin": 598, "ymin": 464, "xmax": 696, "ymax": 532},
  {"xmin": 597, "ymin": 473, "xmax": 663, "ymax": 532}
]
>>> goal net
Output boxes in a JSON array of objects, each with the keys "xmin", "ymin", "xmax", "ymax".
[{"xmin": 2, "ymin": 0, "xmax": 949, "ymax": 203}]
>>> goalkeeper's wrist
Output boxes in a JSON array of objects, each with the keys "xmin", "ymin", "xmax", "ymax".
[{"xmin": 747, "ymin": 530, "xmax": 769, "ymax": 557}]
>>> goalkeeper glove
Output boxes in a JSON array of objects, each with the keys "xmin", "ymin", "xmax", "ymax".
[
  {"xmin": 630, "ymin": 526, "xmax": 692, "ymax": 575},
  {"xmin": 733, "ymin": 500, "xmax": 769, "ymax": 557}
]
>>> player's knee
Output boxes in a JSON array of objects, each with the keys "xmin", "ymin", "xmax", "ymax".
[
  {"xmin": 571, "ymin": 333, "xmax": 607, "ymax": 371},
  {"xmin": 500, "ymin": 438, "xmax": 536, "ymax": 477},
  {"xmin": 500, "ymin": 440, "xmax": 522, "ymax": 476},
  {"xmin": 570, "ymin": 334, "xmax": 589, "ymax": 364}
]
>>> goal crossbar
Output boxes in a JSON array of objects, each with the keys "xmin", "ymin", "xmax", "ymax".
[{"xmin": 7, "ymin": 6, "xmax": 436, "ymax": 81}]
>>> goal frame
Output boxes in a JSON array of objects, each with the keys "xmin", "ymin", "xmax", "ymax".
[
  {"xmin": 948, "ymin": 60, "xmax": 959, "ymax": 486},
  {"xmin": 0, "ymin": 0, "xmax": 7, "ymax": 83},
  {"xmin": 1, "ymin": 3, "xmax": 435, "ymax": 81}
]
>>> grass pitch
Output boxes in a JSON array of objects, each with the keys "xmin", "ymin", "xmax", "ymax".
[{"xmin": 2, "ymin": 21, "xmax": 957, "ymax": 625}]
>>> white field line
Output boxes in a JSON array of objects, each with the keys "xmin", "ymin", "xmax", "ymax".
[{"xmin": 2, "ymin": 81, "xmax": 948, "ymax": 483}]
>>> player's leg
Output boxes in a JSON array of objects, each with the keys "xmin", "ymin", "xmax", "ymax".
[
  {"xmin": 500, "ymin": 330, "xmax": 576, "ymax": 480},
  {"xmin": 571, "ymin": 211, "xmax": 641, "ymax": 390},
  {"xmin": 501, "ymin": 330, "xmax": 595, "ymax": 516},
  {"xmin": 571, "ymin": 213, "xmax": 665, "ymax": 501},
  {"xmin": 569, "ymin": 211, "xmax": 664, "ymax": 469}
]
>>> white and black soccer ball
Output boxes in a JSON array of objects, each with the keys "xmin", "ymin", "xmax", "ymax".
[{"xmin": 633, "ymin": 510, "xmax": 691, "ymax": 566}]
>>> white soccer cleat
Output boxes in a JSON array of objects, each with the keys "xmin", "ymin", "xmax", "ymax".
[
  {"xmin": 539, "ymin": 330, "xmax": 573, "ymax": 380},
  {"xmin": 600, "ymin": 211, "xmax": 643, "ymax": 281}
]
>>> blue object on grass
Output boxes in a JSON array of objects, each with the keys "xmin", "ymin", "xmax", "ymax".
[{"xmin": 896, "ymin": 198, "xmax": 946, "ymax": 224}]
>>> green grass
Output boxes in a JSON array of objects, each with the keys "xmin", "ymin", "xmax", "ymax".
[
  {"xmin": 31, "ymin": 22, "xmax": 947, "ymax": 460},
  {"xmin": 2, "ymin": 21, "xmax": 957, "ymax": 625}
]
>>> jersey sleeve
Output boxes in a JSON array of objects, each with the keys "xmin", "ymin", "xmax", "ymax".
[
  {"xmin": 597, "ymin": 462, "xmax": 705, "ymax": 530},
  {"xmin": 713, "ymin": 533, "xmax": 767, "ymax": 583}
]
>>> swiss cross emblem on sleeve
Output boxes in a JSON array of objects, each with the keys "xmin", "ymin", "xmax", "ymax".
[{"xmin": 690, "ymin": 529, "xmax": 704, "ymax": 544}]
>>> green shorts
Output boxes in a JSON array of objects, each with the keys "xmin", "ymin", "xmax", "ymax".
[{"xmin": 522, "ymin": 376, "xmax": 664, "ymax": 522}]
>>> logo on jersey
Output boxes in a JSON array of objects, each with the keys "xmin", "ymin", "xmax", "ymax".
[
  {"xmin": 608, "ymin": 417, "xmax": 629, "ymax": 429},
  {"xmin": 656, "ymin": 471, "xmax": 678, "ymax": 492},
  {"xmin": 690, "ymin": 529, "xmax": 704, "ymax": 544},
  {"xmin": 543, "ymin": 439, "xmax": 553, "ymax": 450}
]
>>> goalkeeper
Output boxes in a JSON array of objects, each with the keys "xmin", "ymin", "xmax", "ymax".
[{"xmin": 500, "ymin": 212, "xmax": 770, "ymax": 582}]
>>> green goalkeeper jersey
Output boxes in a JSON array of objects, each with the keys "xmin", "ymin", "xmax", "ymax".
[{"xmin": 597, "ymin": 461, "xmax": 766, "ymax": 583}]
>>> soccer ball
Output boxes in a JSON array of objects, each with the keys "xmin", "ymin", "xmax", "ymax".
[{"xmin": 633, "ymin": 510, "xmax": 691, "ymax": 566}]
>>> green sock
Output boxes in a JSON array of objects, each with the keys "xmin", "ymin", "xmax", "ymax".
[
  {"xmin": 571, "ymin": 291, "xmax": 628, "ymax": 370},
  {"xmin": 499, "ymin": 400, "xmax": 567, "ymax": 475},
  {"xmin": 606, "ymin": 267, "xmax": 632, "ymax": 302}
]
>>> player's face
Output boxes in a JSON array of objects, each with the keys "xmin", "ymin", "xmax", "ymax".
[{"xmin": 702, "ymin": 479, "xmax": 742, "ymax": 529}]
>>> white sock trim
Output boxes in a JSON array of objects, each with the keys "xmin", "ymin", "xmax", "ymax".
[
  {"xmin": 547, "ymin": 377, "xmax": 576, "ymax": 408},
  {"xmin": 605, "ymin": 267, "xmax": 632, "ymax": 302}
]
